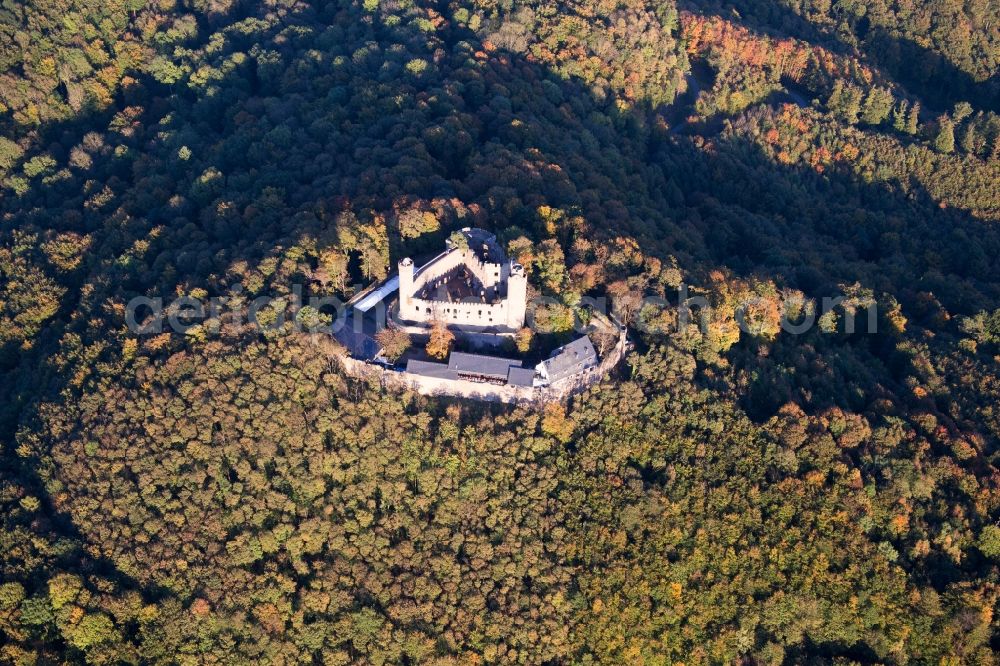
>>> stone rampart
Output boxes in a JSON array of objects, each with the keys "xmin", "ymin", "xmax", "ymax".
[{"xmin": 337, "ymin": 330, "xmax": 628, "ymax": 404}]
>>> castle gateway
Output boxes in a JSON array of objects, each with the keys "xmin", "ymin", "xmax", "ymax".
[{"xmin": 397, "ymin": 228, "xmax": 527, "ymax": 332}]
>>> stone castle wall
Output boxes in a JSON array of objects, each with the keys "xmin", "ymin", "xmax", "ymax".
[
  {"xmin": 337, "ymin": 329, "xmax": 628, "ymax": 404},
  {"xmin": 399, "ymin": 247, "xmax": 526, "ymax": 330},
  {"xmin": 413, "ymin": 249, "xmax": 503, "ymax": 292},
  {"xmin": 410, "ymin": 297, "xmax": 513, "ymax": 328}
]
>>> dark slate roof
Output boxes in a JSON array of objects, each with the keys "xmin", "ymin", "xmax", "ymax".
[
  {"xmin": 541, "ymin": 336, "xmax": 598, "ymax": 383},
  {"xmin": 334, "ymin": 320, "xmax": 380, "ymax": 360},
  {"xmin": 405, "ymin": 359, "xmax": 457, "ymax": 379},
  {"xmin": 506, "ymin": 366, "xmax": 537, "ymax": 387},
  {"xmin": 407, "ymin": 353, "xmax": 535, "ymax": 387},
  {"xmin": 448, "ymin": 351, "xmax": 523, "ymax": 378}
]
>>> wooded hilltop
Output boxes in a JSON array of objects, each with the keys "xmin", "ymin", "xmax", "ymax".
[{"xmin": 1, "ymin": 0, "xmax": 1000, "ymax": 662}]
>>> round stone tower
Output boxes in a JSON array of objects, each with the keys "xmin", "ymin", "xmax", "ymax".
[
  {"xmin": 506, "ymin": 262, "xmax": 527, "ymax": 329},
  {"xmin": 398, "ymin": 257, "xmax": 415, "ymax": 320}
]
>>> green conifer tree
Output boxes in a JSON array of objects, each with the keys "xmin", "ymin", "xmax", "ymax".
[{"xmin": 935, "ymin": 117, "xmax": 955, "ymax": 153}]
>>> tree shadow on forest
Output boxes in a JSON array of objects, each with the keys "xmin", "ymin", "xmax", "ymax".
[
  {"xmin": 862, "ymin": 27, "xmax": 1000, "ymax": 113},
  {"xmin": 676, "ymin": 0, "xmax": 837, "ymax": 53},
  {"xmin": 679, "ymin": 0, "xmax": 1000, "ymax": 112},
  {"xmin": 2, "ymin": 0, "xmax": 999, "ymax": 651}
]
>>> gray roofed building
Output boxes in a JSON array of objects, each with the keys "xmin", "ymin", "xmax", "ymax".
[
  {"xmin": 406, "ymin": 351, "xmax": 535, "ymax": 387},
  {"xmin": 506, "ymin": 366, "xmax": 537, "ymax": 387},
  {"xmin": 448, "ymin": 351, "xmax": 523, "ymax": 379},
  {"xmin": 405, "ymin": 359, "xmax": 458, "ymax": 379},
  {"xmin": 333, "ymin": 315, "xmax": 381, "ymax": 360},
  {"xmin": 536, "ymin": 335, "xmax": 598, "ymax": 384}
]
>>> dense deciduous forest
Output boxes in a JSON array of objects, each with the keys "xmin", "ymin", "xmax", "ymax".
[{"xmin": 1, "ymin": 0, "xmax": 999, "ymax": 662}]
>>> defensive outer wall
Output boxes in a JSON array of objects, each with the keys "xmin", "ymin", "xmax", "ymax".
[{"xmin": 337, "ymin": 328, "xmax": 628, "ymax": 404}]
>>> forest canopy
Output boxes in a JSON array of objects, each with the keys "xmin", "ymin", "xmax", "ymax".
[{"xmin": 1, "ymin": 0, "xmax": 1000, "ymax": 662}]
